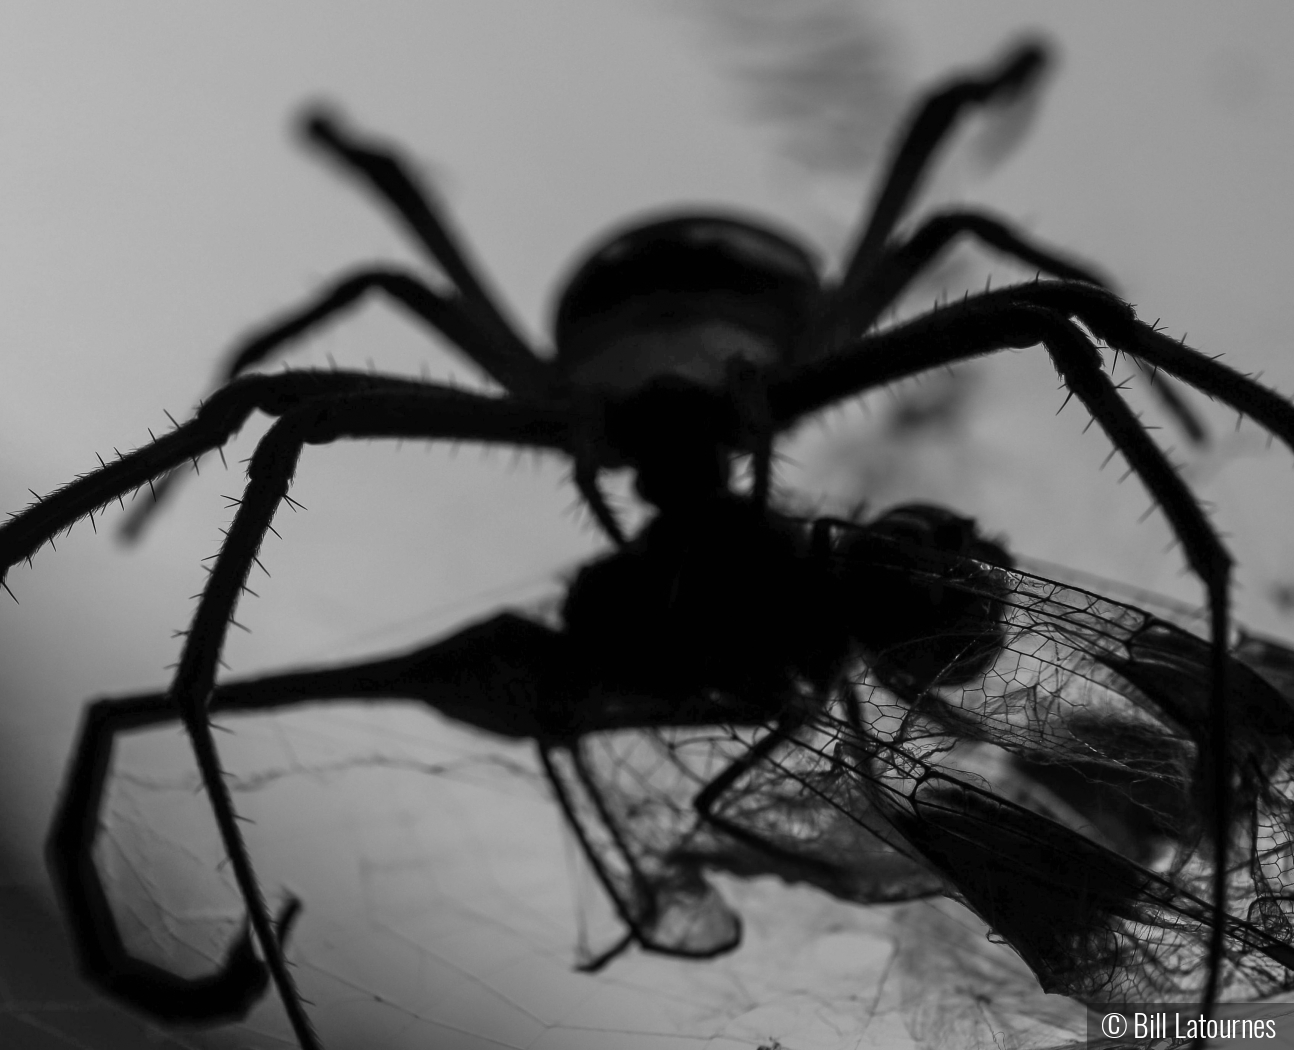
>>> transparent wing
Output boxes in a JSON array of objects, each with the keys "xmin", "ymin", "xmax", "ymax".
[{"xmin": 551, "ymin": 532, "xmax": 1294, "ymax": 1004}]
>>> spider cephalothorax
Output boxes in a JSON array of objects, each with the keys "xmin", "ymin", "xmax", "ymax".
[{"xmin": 6, "ymin": 38, "xmax": 1294, "ymax": 1050}]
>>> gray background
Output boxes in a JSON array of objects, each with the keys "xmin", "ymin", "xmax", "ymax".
[{"xmin": 2, "ymin": 2, "xmax": 1294, "ymax": 1048}]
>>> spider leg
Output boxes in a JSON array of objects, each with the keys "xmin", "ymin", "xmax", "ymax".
[
  {"xmin": 832, "ymin": 206, "xmax": 1206, "ymax": 444},
  {"xmin": 772, "ymin": 297, "xmax": 1244, "ymax": 1015},
  {"xmin": 832, "ymin": 39, "xmax": 1048, "ymax": 315},
  {"xmin": 775, "ymin": 285, "xmax": 1294, "ymax": 460},
  {"xmin": 0, "ymin": 371, "xmax": 484, "ymax": 589},
  {"xmin": 840, "ymin": 208, "xmax": 1113, "ymax": 337},
  {"xmin": 160, "ymin": 389, "xmax": 573, "ymax": 1046},
  {"xmin": 219, "ymin": 267, "xmax": 552, "ymax": 395},
  {"xmin": 47, "ymin": 611, "xmax": 568, "ymax": 1024},
  {"xmin": 47, "ymin": 690, "xmax": 300, "ymax": 1024},
  {"xmin": 301, "ymin": 108, "xmax": 536, "ymax": 375},
  {"xmin": 120, "ymin": 107, "xmax": 553, "ymax": 546},
  {"xmin": 994, "ymin": 280, "xmax": 1294, "ymax": 450},
  {"xmin": 117, "ymin": 265, "xmax": 557, "ymax": 541}
]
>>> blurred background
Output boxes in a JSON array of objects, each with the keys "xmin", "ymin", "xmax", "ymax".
[{"xmin": 2, "ymin": 2, "xmax": 1294, "ymax": 1048}]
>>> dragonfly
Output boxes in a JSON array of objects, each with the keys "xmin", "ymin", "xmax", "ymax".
[{"xmin": 46, "ymin": 503, "xmax": 1294, "ymax": 1043}]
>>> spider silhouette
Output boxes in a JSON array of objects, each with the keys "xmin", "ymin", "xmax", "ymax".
[{"xmin": 5, "ymin": 38, "xmax": 1294, "ymax": 1050}]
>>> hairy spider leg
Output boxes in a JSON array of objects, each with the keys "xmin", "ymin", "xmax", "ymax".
[
  {"xmin": 875, "ymin": 233, "xmax": 1208, "ymax": 441},
  {"xmin": 309, "ymin": 112, "xmax": 626, "ymax": 547},
  {"xmin": 61, "ymin": 534, "xmax": 815, "ymax": 1027},
  {"xmin": 113, "ymin": 42, "xmax": 1144, "ymax": 547},
  {"xmin": 55, "ymin": 588, "xmax": 1294, "ymax": 1021},
  {"xmin": 841, "ymin": 208, "xmax": 1110, "ymax": 333},
  {"xmin": 49, "ymin": 691, "xmax": 300, "ymax": 1023},
  {"xmin": 768, "ymin": 288, "xmax": 1294, "ymax": 1024},
  {"xmin": 112, "ymin": 262, "xmax": 629, "ymax": 543},
  {"xmin": 47, "ymin": 612, "xmax": 566, "ymax": 1020},
  {"xmin": 989, "ymin": 280, "xmax": 1294, "ymax": 444},
  {"xmin": 122, "ymin": 43, "xmax": 1199, "ymax": 550},
  {"xmin": 204, "ymin": 256, "xmax": 621, "ymax": 540},
  {"xmin": 156, "ymin": 389, "xmax": 573, "ymax": 1048},
  {"xmin": 2, "ymin": 377, "xmax": 573, "ymax": 1045},
  {"xmin": 829, "ymin": 198, "xmax": 1215, "ymax": 443},
  {"xmin": 302, "ymin": 109, "xmax": 538, "ymax": 376},
  {"xmin": 120, "ymin": 108, "xmax": 560, "ymax": 540},
  {"xmin": 0, "ymin": 371, "xmax": 442, "ymax": 584},
  {"xmin": 809, "ymin": 40, "xmax": 1204, "ymax": 442},
  {"xmin": 217, "ymin": 269, "xmax": 544, "ymax": 390},
  {"xmin": 828, "ymin": 40, "xmax": 1047, "ymax": 327},
  {"xmin": 53, "ymin": 602, "xmax": 798, "ymax": 1015}
]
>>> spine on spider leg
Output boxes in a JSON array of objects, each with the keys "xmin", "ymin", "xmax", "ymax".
[
  {"xmin": 0, "ymin": 381, "xmax": 275, "ymax": 578},
  {"xmin": 0, "ymin": 425, "xmax": 217, "ymax": 581},
  {"xmin": 167, "ymin": 412, "xmax": 321, "ymax": 1049},
  {"xmin": 0, "ymin": 370, "xmax": 433, "ymax": 587},
  {"xmin": 172, "ymin": 430, "xmax": 303, "ymax": 709},
  {"xmin": 1023, "ymin": 282, "xmax": 1294, "ymax": 455}
]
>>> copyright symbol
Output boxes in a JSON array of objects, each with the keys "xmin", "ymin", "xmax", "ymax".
[{"xmin": 1101, "ymin": 1013, "xmax": 1128, "ymax": 1039}]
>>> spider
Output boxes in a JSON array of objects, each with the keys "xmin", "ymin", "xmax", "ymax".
[{"xmin": 4, "ymin": 38, "xmax": 1294, "ymax": 1049}]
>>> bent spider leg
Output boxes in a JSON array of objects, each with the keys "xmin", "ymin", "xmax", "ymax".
[
  {"xmin": 829, "ymin": 39, "xmax": 1048, "ymax": 323},
  {"xmin": 1129, "ymin": 357, "xmax": 1209, "ymax": 446},
  {"xmin": 48, "ymin": 692, "xmax": 302, "ymax": 1023},
  {"xmin": 300, "ymin": 108, "xmax": 537, "ymax": 373},
  {"xmin": 163, "ymin": 389, "xmax": 575, "ymax": 1045},
  {"xmin": 118, "ymin": 265, "xmax": 555, "ymax": 541},
  {"xmin": 834, "ymin": 200, "xmax": 1207, "ymax": 444},
  {"xmin": 840, "ymin": 208, "xmax": 1112, "ymax": 336},
  {"xmin": 48, "ymin": 611, "xmax": 568, "ymax": 1022},
  {"xmin": 0, "ymin": 371, "xmax": 440, "ymax": 588},
  {"xmin": 999, "ymin": 280, "xmax": 1294, "ymax": 453},
  {"xmin": 769, "ymin": 300, "xmax": 1237, "ymax": 1020},
  {"xmin": 843, "ymin": 213, "xmax": 1206, "ymax": 447},
  {"xmin": 821, "ymin": 207, "xmax": 1209, "ymax": 447},
  {"xmin": 217, "ymin": 268, "xmax": 549, "ymax": 394}
]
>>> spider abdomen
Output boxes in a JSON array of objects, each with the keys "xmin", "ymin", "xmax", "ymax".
[{"xmin": 552, "ymin": 214, "xmax": 820, "ymax": 395}]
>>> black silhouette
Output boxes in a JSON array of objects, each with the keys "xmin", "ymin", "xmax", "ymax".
[{"xmin": 5, "ymin": 39, "xmax": 1294, "ymax": 1049}]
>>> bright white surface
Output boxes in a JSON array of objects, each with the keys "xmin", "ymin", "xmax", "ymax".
[{"xmin": 2, "ymin": 2, "xmax": 1294, "ymax": 1048}]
